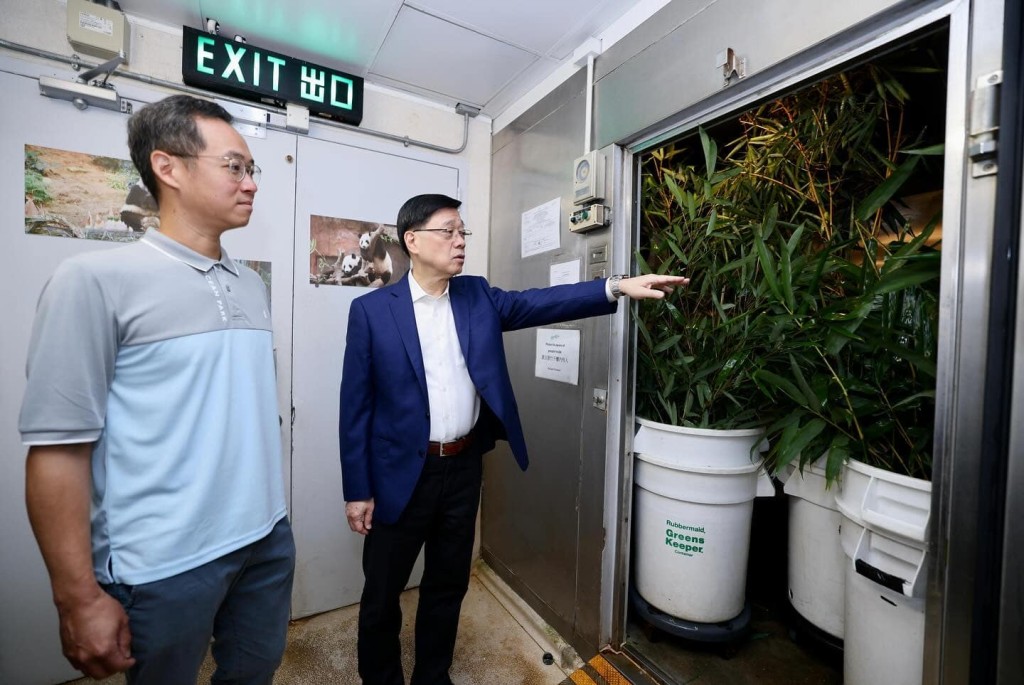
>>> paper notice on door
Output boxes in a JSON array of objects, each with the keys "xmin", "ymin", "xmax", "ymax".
[
  {"xmin": 521, "ymin": 197, "xmax": 561, "ymax": 258},
  {"xmin": 549, "ymin": 259, "xmax": 581, "ymax": 286},
  {"xmin": 535, "ymin": 328, "xmax": 580, "ymax": 385}
]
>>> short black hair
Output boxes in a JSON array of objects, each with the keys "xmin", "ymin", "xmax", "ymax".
[
  {"xmin": 127, "ymin": 94, "xmax": 233, "ymax": 202},
  {"xmin": 396, "ymin": 194, "xmax": 462, "ymax": 256}
]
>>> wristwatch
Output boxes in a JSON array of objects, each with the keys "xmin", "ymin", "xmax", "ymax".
[{"xmin": 609, "ymin": 274, "xmax": 625, "ymax": 299}]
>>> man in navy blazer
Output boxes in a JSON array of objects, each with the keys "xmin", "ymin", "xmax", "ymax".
[{"xmin": 340, "ymin": 194, "xmax": 686, "ymax": 685}]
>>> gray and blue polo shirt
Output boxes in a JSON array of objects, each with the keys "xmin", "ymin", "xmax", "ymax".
[{"xmin": 19, "ymin": 229, "xmax": 286, "ymax": 586}]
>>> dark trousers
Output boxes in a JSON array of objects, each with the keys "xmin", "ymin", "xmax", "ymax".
[
  {"xmin": 102, "ymin": 517, "xmax": 296, "ymax": 685},
  {"xmin": 358, "ymin": 445, "xmax": 483, "ymax": 685}
]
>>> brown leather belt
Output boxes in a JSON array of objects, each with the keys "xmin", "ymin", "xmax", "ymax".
[{"xmin": 427, "ymin": 430, "xmax": 474, "ymax": 457}]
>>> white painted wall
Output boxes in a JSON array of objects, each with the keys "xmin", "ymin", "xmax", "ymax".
[
  {"xmin": 0, "ymin": 2, "xmax": 492, "ymax": 683},
  {"xmin": 0, "ymin": 0, "xmax": 492, "ymax": 273},
  {"xmin": 493, "ymin": 0, "xmax": 672, "ymax": 132}
]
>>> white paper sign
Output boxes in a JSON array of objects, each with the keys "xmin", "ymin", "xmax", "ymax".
[
  {"xmin": 535, "ymin": 328, "xmax": 581, "ymax": 385},
  {"xmin": 549, "ymin": 259, "xmax": 581, "ymax": 286},
  {"xmin": 521, "ymin": 197, "xmax": 561, "ymax": 258}
]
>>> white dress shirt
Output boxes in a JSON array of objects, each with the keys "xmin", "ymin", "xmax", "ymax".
[{"xmin": 409, "ymin": 272, "xmax": 480, "ymax": 442}]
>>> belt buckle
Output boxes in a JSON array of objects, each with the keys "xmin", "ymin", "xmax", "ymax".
[{"xmin": 439, "ymin": 441, "xmax": 449, "ymax": 457}]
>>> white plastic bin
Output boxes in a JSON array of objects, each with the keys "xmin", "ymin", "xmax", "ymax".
[
  {"xmin": 783, "ymin": 460, "xmax": 845, "ymax": 639},
  {"xmin": 835, "ymin": 459, "xmax": 931, "ymax": 685},
  {"xmin": 632, "ymin": 419, "xmax": 771, "ymax": 624}
]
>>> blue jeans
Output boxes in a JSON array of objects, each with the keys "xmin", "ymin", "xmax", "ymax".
[{"xmin": 102, "ymin": 517, "xmax": 296, "ymax": 685}]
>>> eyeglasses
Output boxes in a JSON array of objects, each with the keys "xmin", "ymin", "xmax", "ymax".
[
  {"xmin": 170, "ymin": 153, "xmax": 261, "ymax": 185},
  {"xmin": 411, "ymin": 228, "xmax": 472, "ymax": 240}
]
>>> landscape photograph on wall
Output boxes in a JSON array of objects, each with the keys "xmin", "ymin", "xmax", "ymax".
[{"xmin": 24, "ymin": 144, "xmax": 157, "ymax": 242}]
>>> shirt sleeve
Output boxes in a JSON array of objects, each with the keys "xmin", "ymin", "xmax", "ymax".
[{"xmin": 19, "ymin": 258, "xmax": 119, "ymax": 445}]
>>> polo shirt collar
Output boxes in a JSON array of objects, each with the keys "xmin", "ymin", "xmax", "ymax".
[{"xmin": 141, "ymin": 229, "xmax": 239, "ymax": 276}]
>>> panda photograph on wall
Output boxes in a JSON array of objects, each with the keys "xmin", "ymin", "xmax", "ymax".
[{"xmin": 309, "ymin": 214, "xmax": 408, "ymax": 288}]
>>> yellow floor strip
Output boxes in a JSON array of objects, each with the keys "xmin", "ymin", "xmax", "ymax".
[
  {"xmin": 568, "ymin": 669, "xmax": 598, "ymax": 685},
  {"xmin": 561, "ymin": 653, "xmax": 631, "ymax": 685},
  {"xmin": 589, "ymin": 654, "xmax": 632, "ymax": 685}
]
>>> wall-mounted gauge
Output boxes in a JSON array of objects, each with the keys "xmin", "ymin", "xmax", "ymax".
[{"xmin": 572, "ymin": 150, "xmax": 605, "ymax": 205}]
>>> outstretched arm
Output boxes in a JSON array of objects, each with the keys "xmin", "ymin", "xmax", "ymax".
[
  {"xmin": 25, "ymin": 444, "xmax": 135, "ymax": 678},
  {"xmin": 617, "ymin": 274, "xmax": 689, "ymax": 300}
]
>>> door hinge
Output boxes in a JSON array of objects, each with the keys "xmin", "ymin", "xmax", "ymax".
[{"xmin": 969, "ymin": 70, "xmax": 1002, "ymax": 177}]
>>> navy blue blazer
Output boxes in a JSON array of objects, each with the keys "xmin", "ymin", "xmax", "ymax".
[{"xmin": 339, "ymin": 273, "xmax": 617, "ymax": 524}]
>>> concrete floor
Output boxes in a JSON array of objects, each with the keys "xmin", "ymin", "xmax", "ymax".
[
  {"xmin": 64, "ymin": 501, "xmax": 844, "ymax": 685},
  {"xmin": 624, "ymin": 602, "xmax": 842, "ymax": 685},
  {"xmin": 67, "ymin": 565, "xmax": 575, "ymax": 685},
  {"xmin": 620, "ymin": 495, "xmax": 844, "ymax": 685}
]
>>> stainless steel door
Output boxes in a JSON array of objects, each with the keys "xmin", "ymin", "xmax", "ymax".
[
  {"xmin": 288, "ymin": 135, "xmax": 460, "ymax": 618},
  {"xmin": 483, "ymin": 71, "xmax": 614, "ymax": 652}
]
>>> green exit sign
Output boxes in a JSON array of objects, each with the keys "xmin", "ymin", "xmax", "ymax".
[{"xmin": 182, "ymin": 26, "xmax": 363, "ymax": 125}]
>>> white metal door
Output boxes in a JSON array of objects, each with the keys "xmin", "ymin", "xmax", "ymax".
[
  {"xmin": 289, "ymin": 135, "xmax": 459, "ymax": 618},
  {"xmin": 0, "ymin": 66, "xmax": 296, "ymax": 684}
]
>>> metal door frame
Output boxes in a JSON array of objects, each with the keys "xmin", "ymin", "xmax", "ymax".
[
  {"xmin": 990, "ymin": 1, "xmax": 1024, "ymax": 683},
  {"xmin": 599, "ymin": 3, "xmax": 1006, "ymax": 683}
]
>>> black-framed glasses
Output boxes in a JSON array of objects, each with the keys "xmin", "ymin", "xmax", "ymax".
[
  {"xmin": 171, "ymin": 153, "xmax": 261, "ymax": 185},
  {"xmin": 411, "ymin": 228, "xmax": 472, "ymax": 240}
]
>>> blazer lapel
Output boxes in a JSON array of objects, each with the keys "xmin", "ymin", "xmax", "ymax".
[
  {"xmin": 389, "ymin": 275, "xmax": 429, "ymax": 403},
  {"xmin": 450, "ymin": 277, "xmax": 472, "ymax": 363}
]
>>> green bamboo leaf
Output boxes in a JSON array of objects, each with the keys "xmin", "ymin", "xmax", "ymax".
[
  {"xmin": 786, "ymin": 224, "xmax": 806, "ymax": 257},
  {"xmin": 779, "ymin": 418, "xmax": 827, "ymax": 469},
  {"xmin": 636, "ymin": 322, "xmax": 653, "ymax": 349},
  {"xmin": 667, "ymin": 239, "xmax": 687, "ymax": 263},
  {"xmin": 879, "ymin": 344, "xmax": 937, "ymax": 377},
  {"xmin": 752, "ymin": 369, "xmax": 806, "ymax": 406},
  {"xmin": 882, "ymin": 226, "xmax": 940, "ymax": 270},
  {"xmin": 661, "ymin": 373, "xmax": 676, "ymax": 398},
  {"xmin": 711, "ymin": 290, "xmax": 730, "ymax": 321},
  {"xmin": 824, "ymin": 439, "xmax": 849, "ymax": 483},
  {"xmin": 901, "ymin": 143, "xmax": 945, "ymax": 156},
  {"xmin": 772, "ymin": 422, "xmax": 803, "ymax": 470},
  {"xmin": 890, "ymin": 390, "xmax": 935, "ymax": 410},
  {"xmin": 635, "ymin": 250, "xmax": 652, "ymax": 275},
  {"xmin": 755, "ymin": 232, "xmax": 782, "ymax": 303},
  {"xmin": 825, "ymin": 303, "xmax": 872, "ymax": 355},
  {"xmin": 653, "ymin": 334, "xmax": 683, "ymax": 353},
  {"xmin": 664, "ymin": 174, "xmax": 686, "ymax": 211},
  {"xmin": 697, "ymin": 381, "xmax": 711, "ymax": 407},
  {"xmin": 710, "ymin": 167, "xmax": 744, "ymax": 185},
  {"xmin": 700, "ymin": 127, "xmax": 718, "ymax": 180},
  {"xmin": 779, "ymin": 234, "xmax": 795, "ymax": 311},
  {"xmin": 856, "ymin": 156, "xmax": 920, "ymax": 220},
  {"xmin": 872, "ymin": 266, "xmax": 939, "ymax": 295},
  {"xmin": 790, "ymin": 355, "xmax": 822, "ymax": 411}
]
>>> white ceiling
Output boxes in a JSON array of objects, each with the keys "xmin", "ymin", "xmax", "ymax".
[{"xmin": 113, "ymin": 0, "xmax": 650, "ymax": 118}]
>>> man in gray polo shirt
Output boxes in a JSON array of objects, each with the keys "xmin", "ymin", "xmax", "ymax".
[{"xmin": 20, "ymin": 95, "xmax": 294, "ymax": 683}]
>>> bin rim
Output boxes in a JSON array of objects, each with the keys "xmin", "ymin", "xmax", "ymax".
[
  {"xmin": 636, "ymin": 416, "xmax": 766, "ymax": 439},
  {"xmin": 635, "ymin": 450, "xmax": 763, "ymax": 475}
]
